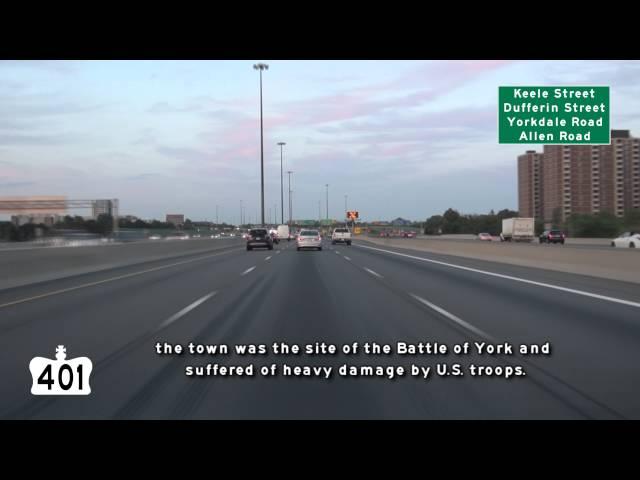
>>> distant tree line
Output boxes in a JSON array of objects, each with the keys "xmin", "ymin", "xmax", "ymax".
[
  {"xmin": 54, "ymin": 214, "xmax": 115, "ymax": 235},
  {"xmin": 118, "ymin": 217, "xmax": 177, "ymax": 230},
  {"xmin": 0, "ymin": 222, "xmax": 50, "ymax": 242},
  {"xmin": 424, "ymin": 208, "xmax": 519, "ymax": 235},
  {"xmin": 564, "ymin": 210, "xmax": 640, "ymax": 238},
  {"xmin": 422, "ymin": 208, "xmax": 640, "ymax": 237},
  {"xmin": 119, "ymin": 217, "xmax": 235, "ymax": 230}
]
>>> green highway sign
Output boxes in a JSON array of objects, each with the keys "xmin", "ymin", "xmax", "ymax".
[{"xmin": 498, "ymin": 86, "xmax": 610, "ymax": 144}]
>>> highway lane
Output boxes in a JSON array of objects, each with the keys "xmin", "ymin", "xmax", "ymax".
[
  {"xmin": 0, "ymin": 238, "xmax": 639, "ymax": 419},
  {"xmin": 348, "ymin": 241, "xmax": 640, "ymax": 418}
]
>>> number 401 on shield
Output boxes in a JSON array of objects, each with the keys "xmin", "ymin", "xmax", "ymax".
[{"xmin": 29, "ymin": 346, "xmax": 93, "ymax": 395}]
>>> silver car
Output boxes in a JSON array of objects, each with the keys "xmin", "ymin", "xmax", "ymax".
[{"xmin": 297, "ymin": 229, "xmax": 322, "ymax": 251}]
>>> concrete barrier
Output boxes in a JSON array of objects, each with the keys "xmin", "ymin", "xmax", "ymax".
[{"xmin": 0, "ymin": 237, "xmax": 243, "ymax": 290}]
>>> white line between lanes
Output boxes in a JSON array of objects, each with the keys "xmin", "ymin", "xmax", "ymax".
[
  {"xmin": 364, "ymin": 268, "xmax": 383, "ymax": 279},
  {"xmin": 241, "ymin": 266, "xmax": 256, "ymax": 276},
  {"xmin": 335, "ymin": 251, "xmax": 340, "ymax": 254},
  {"xmin": 0, "ymin": 248, "xmax": 239, "ymax": 310},
  {"xmin": 155, "ymin": 291, "xmax": 217, "ymax": 332},
  {"xmin": 265, "ymin": 256, "xmax": 272, "ymax": 261},
  {"xmin": 356, "ymin": 244, "xmax": 640, "ymax": 309},
  {"xmin": 344, "ymin": 256, "xmax": 351, "ymax": 261},
  {"xmin": 409, "ymin": 293, "xmax": 495, "ymax": 341}
]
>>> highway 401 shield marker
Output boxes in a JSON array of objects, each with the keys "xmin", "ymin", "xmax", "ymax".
[
  {"xmin": 29, "ymin": 345, "xmax": 93, "ymax": 395},
  {"xmin": 498, "ymin": 86, "xmax": 610, "ymax": 144}
]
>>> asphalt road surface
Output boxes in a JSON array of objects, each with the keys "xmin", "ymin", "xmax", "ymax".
[{"xmin": 1, "ymin": 238, "xmax": 639, "ymax": 419}]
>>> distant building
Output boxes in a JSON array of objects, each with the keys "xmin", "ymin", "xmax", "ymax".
[
  {"xmin": 92, "ymin": 199, "xmax": 113, "ymax": 218},
  {"xmin": 391, "ymin": 217, "xmax": 412, "ymax": 226},
  {"xmin": 166, "ymin": 214, "xmax": 185, "ymax": 226},
  {"xmin": 518, "ymin": 150, "xmax": 544, "ymax": 219},
  {"xmin": 123, "ymin": 215, "xmax": 139, "ymax": 222},
  {"xmin": 518, "ymin": 129, "xmax": 640, "ymax": 223},
  {"xmin": 11, "ymin": 214, "xmax": 59, "ymax": 227}
]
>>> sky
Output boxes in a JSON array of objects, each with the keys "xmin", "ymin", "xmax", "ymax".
[{"xmin": 1, "ymin": 60, "xmax": 640, "ymax": 224}]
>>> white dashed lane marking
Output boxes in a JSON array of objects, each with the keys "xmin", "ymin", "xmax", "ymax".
[
  {"xmin": 409, "ymin": 293, "xmax": 495, "ymax": 341},
  {"xmin": 363, "ymin": 268, "xmax": 383, "ymax": 279},
  {"xmin": 241, "ymin": 266, "xmax": 256, "ymax": 276},
  {"xmin": 155, "ymin": 291, "xmax": 218, "ymax": 333}
]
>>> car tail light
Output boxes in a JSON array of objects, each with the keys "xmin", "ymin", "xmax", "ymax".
[{"xmin": 317, "ymin": 237, "xmax": 321, "ymax": 241}]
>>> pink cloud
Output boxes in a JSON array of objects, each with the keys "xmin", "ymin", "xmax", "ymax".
[{"xmin": 274, "ymin": 61, "xmax": 512, "ymax": 127}]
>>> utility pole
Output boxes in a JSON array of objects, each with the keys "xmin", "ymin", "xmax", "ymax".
[
  {"xmin": 325, "ymin": 184, "xmax": 329, "ymax": 224},
  {"xmin": 277, "ymin": 142, "xmax": 286, "ymax": 225},
  {"xmin": 287, "ymin": 171, "xmax": 293, "ymax": 226}
]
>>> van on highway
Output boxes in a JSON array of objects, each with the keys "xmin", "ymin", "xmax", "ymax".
[{"xmin": 277, "ymin": 225, "xmax": 291, "ymax": 241}]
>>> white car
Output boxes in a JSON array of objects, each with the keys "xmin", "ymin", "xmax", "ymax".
[
  {"xmin": 478, "ymin": 233, "xmax": 493, "ymax": 241},
  {"xmin": 297, "ymin": 229, "xmax": 322, "ymax": 251},
  {"xmin": 148, "ymin": 235, "xmax": 162, "ymax": 240},
  {"xmin": 611, "ymin": 232, "xmax": 640, "ymax": 248}
]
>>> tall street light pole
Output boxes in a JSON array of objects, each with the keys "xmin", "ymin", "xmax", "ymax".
[
  {"xmin": 326, "ymin": 184, "xmax": 329, "ymax": 224},
  {"xmin": 344, "ymin": 195, "xmax": 348, "ymax": 219},
  {"xmin": 287, "ymin": 171, "xmax": 293, "ymax": 226},
  {"xmin": 277, "ymin": 142, "xmax": 286, "ymax": 225},
  {"xmin": 253, "ymin": 63, "xmax": 268, "ymax": 227}
]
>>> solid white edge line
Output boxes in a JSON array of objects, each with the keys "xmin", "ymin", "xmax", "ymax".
[
  {"xmin": 155, "ymin": 291, "xmax": 217, "ymax": 332},
  {"xmin": 356, "ymin": 244, "xmax": 640, "ymax": 309},
  {"xmin": 241, "ymin": 266, "xmax": 256, "ymax": 276},
  {"xmin": 0, "ymin": 248, "xmax": 239, "ymax": 309},
  {"xmin": 410, "ymin": 293, "xmax": 495, "ymax": 341},
  {"xmin": 364, "ymin": 267, "xmax": 383, "ymax": 279}
]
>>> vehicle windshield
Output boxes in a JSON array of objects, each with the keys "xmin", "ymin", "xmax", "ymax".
[
  {"xmin": 250, "ymin": 229, "xmax": 268, "ymax": 236},
  {"xmin": 300, "ymin": 230, "xmax": 319, "ymax": 236},
  {"xmin": 550, "ymin": 230, "xmax": 563, "ymax": 235},
  {"xmin": 334, "ymin": 228, "xmax": 349, "ymax": 233}
]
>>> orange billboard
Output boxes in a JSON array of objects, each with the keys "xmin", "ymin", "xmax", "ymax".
[{"xmin": 0, "ymin": 196, "xmax": 68, "ymax": 214}]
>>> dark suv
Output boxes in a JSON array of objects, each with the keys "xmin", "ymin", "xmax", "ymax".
[
  {"xmin": 539, "ymin": 230, "xmax": 565, "ymax": 244},
  {"xmin": 246, "ymin": 228, "xmax": 273, "ymax": 251}
]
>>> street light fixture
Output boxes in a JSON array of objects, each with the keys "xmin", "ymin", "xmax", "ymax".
[
  {"xmin": 253, "ymin": 62, "xmax": 269, "ymax": 226},
  {"xmin": 277, "ymin": 142, "xmax": 286, "ymax": 225}
]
